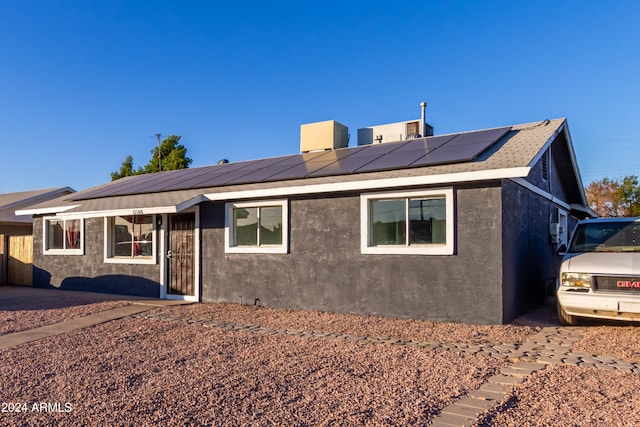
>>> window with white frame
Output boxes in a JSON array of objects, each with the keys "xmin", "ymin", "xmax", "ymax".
[
  {"xmin": 225, "ymin": 200, "xmax": 288, "ymax": 254},
  {"xmin": 361, "ymin": 188, "xmax": 454, "ymax": 255},
  {"xmin": 43, "ymin": 217, "xmax": 84, "ymax": 255},
  {"xmin": 105, "ymin": 214, "xmax": 156, "ymax": 263}
]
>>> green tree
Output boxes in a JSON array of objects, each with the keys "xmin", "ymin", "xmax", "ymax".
[
  {"xmin": 585, "ymin": 175, "xmax": 640, "ymax": 217},
  {"xmin": 110, "ymin": 155, "xmax": 143, "ymax": 181},
  {"xmin": 144, "ymin": 135, "xmax": 192, "ymax": 174},
  {"xmin": 110, "ymin": 135, "xmax": 192, "ymax": 180}
]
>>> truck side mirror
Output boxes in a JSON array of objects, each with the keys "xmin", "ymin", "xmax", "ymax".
[{"xmin": 557, "ymin": 244, "xmax": 567, "ymax": 256}]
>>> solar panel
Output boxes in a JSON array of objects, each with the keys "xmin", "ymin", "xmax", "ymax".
[
  {"xmin": 70, "ymin": 126, "xmax": 512, "ymax": 200},
  {"xmin": 353, "ymin": 136, "xmax": 454, "ymax": 173},
  {"xmin": 411, "ymin": 127, "xmax": 510, "ymax": 167}
]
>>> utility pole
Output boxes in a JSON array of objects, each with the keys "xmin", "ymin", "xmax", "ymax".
[{"xmin": 155, "ymin": 133, "xmax": 162, "ymax": 172}]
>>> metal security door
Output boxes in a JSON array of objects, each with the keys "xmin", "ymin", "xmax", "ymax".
[{"xmin": 167, "ymin": 213, "xmax": 195, "ymax": 296}]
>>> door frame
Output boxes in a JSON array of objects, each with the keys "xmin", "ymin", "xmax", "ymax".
[{"xmin": 159, "ymin": 207, "xmax": 200, "ymax": 302}]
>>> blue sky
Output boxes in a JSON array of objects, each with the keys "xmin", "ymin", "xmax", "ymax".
[{"xmin": 1, "ymin": 1, "xmax": 638, "ymax": 193}]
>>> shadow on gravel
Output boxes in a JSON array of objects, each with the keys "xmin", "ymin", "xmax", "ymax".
[
  {"xmin": 0, "ymin": 285, "xmax": 140, "ymax": 312},
  {"xmin": 509, "ymin": 302, "xmax": 559, "ymax": 327}
]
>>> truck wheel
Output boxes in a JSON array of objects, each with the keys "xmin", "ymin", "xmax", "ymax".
[{"xmin": 556, "ymin": 301, "xmax": 579, "ymax": 326}]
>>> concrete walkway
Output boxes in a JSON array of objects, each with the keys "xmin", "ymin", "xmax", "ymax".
[{"xmin": 0, "ymin": 286, "xmax": 190, "ymax": 350}]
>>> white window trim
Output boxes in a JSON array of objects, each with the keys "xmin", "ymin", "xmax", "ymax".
[
  {"xmin": 104, "ymin": 215, "xmax": 157, "ymax": 265},
  {"xmin": 360, "ymin": 188, "xmax": 455, "ymax": 255},
  {"xmin": 225, "ymin": 200, "xmax": 289, "ymax": 254},
  {"xmin": 43, "ymin": 217, "xmax": 85, "ymax": 255}
]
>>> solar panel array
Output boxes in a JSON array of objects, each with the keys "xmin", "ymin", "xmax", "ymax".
[{"xmin": 72, "ymin": 126, "xmax": 511, "ymax": 201}]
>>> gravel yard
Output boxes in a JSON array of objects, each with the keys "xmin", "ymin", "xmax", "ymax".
[
  {"xmin": 1, "ymin": 289, "xmax": 640, "ymax": 426},
  {"xmin": 1, "ymin": 316, "xmax": 505, "ymax": 426}
]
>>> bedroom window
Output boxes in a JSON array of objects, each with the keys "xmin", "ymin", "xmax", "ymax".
[
  {"xmin": 43, "ymin": 218, "xmax": 84, "ymax": 255},
  {"xmin": 361, "ymin": 188, "xmax": 455, "ymax": 255},
  {"xmin": 225, "ymin": 200, "xmax": 288, "ymax": 254},
  {"xmin": 105, "ymin": 214, "xmax": 156, "ymax": 264}
]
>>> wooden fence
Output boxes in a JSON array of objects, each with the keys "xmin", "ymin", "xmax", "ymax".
[{"xmin": 0, "ymin": 234, "xmax": 33, "ymax": 286}]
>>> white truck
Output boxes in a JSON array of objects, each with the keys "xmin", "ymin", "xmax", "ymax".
[{"xmin": 556, "ymin": 217, "xmax": 640, "ymax": 325}]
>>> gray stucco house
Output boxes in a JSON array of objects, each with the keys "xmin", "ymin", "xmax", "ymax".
[{"xmin": 18, "ymin": 118, "xmax": 591, "ymax": 324}]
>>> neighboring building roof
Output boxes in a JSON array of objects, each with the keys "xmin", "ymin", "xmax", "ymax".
[
  {"xmin": 17, "ymin": 118, "xmax": 589, "ymax": 218},
  {"xmin": 0, "ymin": 187, "xmax": 75, "ymax": 224}
]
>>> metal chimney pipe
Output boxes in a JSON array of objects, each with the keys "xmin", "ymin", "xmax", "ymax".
[{"xmin": 420, "ymin": 102, "xmax": 427, "ymax": 137}]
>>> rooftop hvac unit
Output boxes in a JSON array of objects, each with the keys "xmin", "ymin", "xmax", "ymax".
[
  {"xmin": 300, "ymin": 120, "xmax": 349, "ymax": 153},
  {"xmin": 357, "ymin": 119, "xmax": 434, "ymax": 146}
]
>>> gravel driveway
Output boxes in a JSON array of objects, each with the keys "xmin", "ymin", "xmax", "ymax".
[{"xmin": 1, "ymin": 287, "xmax": 639, "ymax": 426}]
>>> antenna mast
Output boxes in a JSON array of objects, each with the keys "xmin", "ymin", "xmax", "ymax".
[{"xmin": 155, "ymin": 133, "xmax": 162, "ymax": 172}]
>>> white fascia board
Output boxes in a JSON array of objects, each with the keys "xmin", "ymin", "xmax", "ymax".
[
  {"xmin": 39, "ymin": 196, "xmax": 206, "ymax": 219},
  {"xmin": 204, "ymin": 167, "xmax": 531, "ymax": 201},
  {"xmin": 56, "ymin": 205, "xmax": 179, "ymax": 219},
  {"xmin": 561, "ymin": 125, "xmax": 589, "ymax": 206},
  {"xmin": 15, "ymin": 205, "xmax": 80, "ymax": 216},
  {"xmin": 510, "ymin": 177, "xmax": 571, "ymax": 211},
  {"xmin": 175, "ymin": 194, "xmax": 208, "ymax": 213}
]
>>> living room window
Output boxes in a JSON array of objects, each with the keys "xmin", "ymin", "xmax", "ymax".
[
  {"xmin": 225, "ymin": 200, "xmax": 288, "ymax": 254},
  {"xmin": 43, "ymin": 217, "xmax": 84, "ymax": 255},
  {"xmin": 361, "ymin": 188, "xmax": 454, "ymax": 255},
  {"xmin": 105, "ymin": 214, "xmax": 156, "ymax": 264}
]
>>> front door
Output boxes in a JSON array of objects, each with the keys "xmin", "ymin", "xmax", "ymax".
[{"xmin": 167, "ymin": 213, "xmax": 196, "ymax": 297}]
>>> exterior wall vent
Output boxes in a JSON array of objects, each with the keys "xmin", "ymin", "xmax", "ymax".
[
  {"xmin": 542, "ymin": 148, "xmax": 550, "ymax": 181},
  {"xmin": 300, "ymin": 120, "xmax": 349, "ymax": 153}
]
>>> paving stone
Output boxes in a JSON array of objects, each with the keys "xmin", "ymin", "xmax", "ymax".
[
  {"xmin": 613, "ymin": 365, "xmax": 635, "ymax": 373},
  {"xmin": 536, "ymin": 356, "xmax": 561, "ymax": 365},
  {"xmin": 488, "ymin": 375, "xmax": 524, "ymax": 385},
  {"xmin": 595, "ymin": 355, "xmax": 618, "ymax": 363},
  {"xmin": 596, "ymin": 363, "xmax": 616, "ymax": 372},
  {"xmin": 576, "ymin": 361, "xmax": 596, "ymax": 369},
  {"xmin": 578, "ymin": 355, "xmax": 600, "ymax": 364},
  {"xmin": 432, "ymin": 412, "xmax": 475, "ymax": 427},
  {"xmin": 441, "ymin": 403, "xmax": 484, "ymax": 419},
  {"xmin": 614, "ymin": 361, "xmax": 635, "ymax": 369},
  {"xmin": 500, "ymin": 367, "xmax": 536, "ymax": 377},
  {"xmin": 480, "ymin": 382, "xmax": 509, "ymax": 394},
  {"xmin": 571, "ymin": 351, "xmax": 594, "ymax": 357},
  {"xmin": 561, "ymin": 357, "xmax": 582, "ymax": 366},
  {"xmin": 489, "ymin": 353, "xmax": 510, "ymax": 360},
  {"xmin": 511, "ymin": 361, "xmax": 546, "ymax": 370},
  {"xmin": 469, "ymin": 389, "xmax": 507, "ymax": 401},
  {"xmin": 455, "ymin": 396, "xmax": 496, "ymax": 410}
]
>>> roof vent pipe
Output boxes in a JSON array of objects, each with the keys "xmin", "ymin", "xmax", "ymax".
[{"xmin": 420, "ymin": 102, "xmax": 427, "ymax": 138}]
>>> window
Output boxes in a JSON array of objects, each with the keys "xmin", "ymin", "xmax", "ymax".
[
  {"xmin": 105, "ymin": 214, "xmax": 156, "ymax": 264},
  {"xmin": 225, "ymin": 200, "xmax": 288, "ymax": 253},
  {"xmin": 43, "ymin": 217, "xmax": 84, "ymax": 255},
  {"xmin": 361, "ymin": 188, "xmax": 454, "ymax": 255}
]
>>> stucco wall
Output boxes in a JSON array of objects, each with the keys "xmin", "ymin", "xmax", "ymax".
[
  {"xmin": 201, "ymin": 184, "xmax": 505, "ymax": 324},
  {"xmin": 501, "ymin": 179, "xmax": 563, "ymax": 321},
  {"xmin": 32, "ymin": 217, "xmax": 161, "ymax": 297}
]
